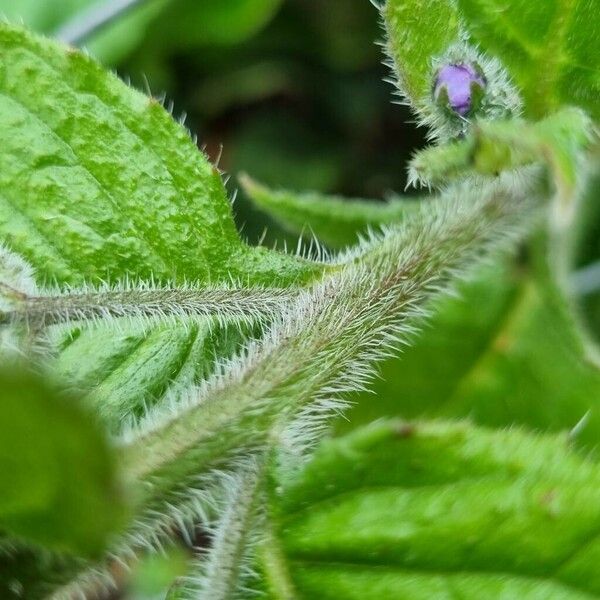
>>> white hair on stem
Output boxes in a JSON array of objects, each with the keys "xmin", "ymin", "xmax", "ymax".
[
  {"xmin": 1, "ymin": 279, "xmax": 300, "ymax": 331},
  {"xmin": 175, "ymin": 458, "xmax": 265, "ymax": 600}
]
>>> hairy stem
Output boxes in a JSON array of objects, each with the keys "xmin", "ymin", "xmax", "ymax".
[
  {"xmin": 0, "ymin": 284, "xmax": 298, "ymax": 329},
  {"xmin": 54, "ymin": 172, "xmax": 543, "ymax": 598},
  {"xmin": 122, "ymin": 171, "xmax": 542, "ymax": 503},
  {"xmin": 178, "ymin": 460, "xmax": 265, "ymax": 600}
]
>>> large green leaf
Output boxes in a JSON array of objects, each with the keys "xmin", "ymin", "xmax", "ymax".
[
  {"xmin": 0, "ymin": 23, "xmax": 321, "ymax": 429},
  {"xmin": 0, "ymin": 23, "xmax": 317, "ymax": 287},
  {"xmin": 0, "ymin": 367, "xmax": 125, "ymax": 555},
  {"xmin": 458, "ymin": 0, "xmax": 600, "ymax": 119},
  {"xmin": 259, "ymin": 420, "xmax": 600, "ymax": 599}
]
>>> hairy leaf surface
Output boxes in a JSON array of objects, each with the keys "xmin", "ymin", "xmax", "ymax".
[
  {"xmin": 0, "ymin": 23, "xmax": 320, "ymax": 428},
  {"xmin": 0, "ymin": 23, "xmax": 317, "ymax": 287}
]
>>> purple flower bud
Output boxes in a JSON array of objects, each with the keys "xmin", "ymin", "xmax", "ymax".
[{"xmin": 434, "ymin": 63, "xmax": 486, "ymax": 116}]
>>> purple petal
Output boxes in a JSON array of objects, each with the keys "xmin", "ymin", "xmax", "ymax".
[{"xmin": 434, "ymin": 63, "xmax": 485, "ymax": 116}]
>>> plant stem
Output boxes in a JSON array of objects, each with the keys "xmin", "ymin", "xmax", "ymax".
[
  {"xmin": 1, "ymin": 285, "xmax": 297, "ymax": 328},
  {"xmin": 123, "ymin": 171, "xmax": 542, "ymax": 497}
]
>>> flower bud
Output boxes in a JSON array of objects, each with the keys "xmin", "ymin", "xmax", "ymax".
[{"xmin": 434, "ymin": 63, "xmax": 486, "ymax": 116}]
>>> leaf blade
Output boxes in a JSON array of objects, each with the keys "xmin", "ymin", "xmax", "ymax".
[
  {"xmin": 262, "ymin": 420, "xmax": 600, "ymax": 599},
  {"xmin": 0, "ymin": 22, "xmax": 318, "ymax": 287}
]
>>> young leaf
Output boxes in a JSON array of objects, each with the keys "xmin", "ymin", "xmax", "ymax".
[
  {"xmin": 458, "ymin": 0, "xmax": 600, "ymax": 119},
  {"xmin": 0, "ymin": 277, "xmax": 296, "ymax": 430},
  {"xmin": 259, "ymin": 420, "xmax": 600, "ymax": 599},
  {"xmin": 0, "ymin": 367, "xmax": 125, "ymax": 556},
  {"xmin": 408, "ymin": 108, "xmax": 593, "ymax": 208},
  {"xmin": 240, "ymin": 174, "xmax": 421, "ymax": 248}
]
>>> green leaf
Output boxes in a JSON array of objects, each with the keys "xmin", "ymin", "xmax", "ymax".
[
  {"xmin": 259, "ymin": 420, "xmax": 600, "ymax": 599},
  {"xmin": 458, "ymin": 0, "xmax": 600, "ymax": 119},
  {"xmin": 53, "ymin": 318, "xmax": 253, "ymax": 429},
  {"xmin": 0, "ymin": 22, "xmax": 321, "ymax": 428},
  {"xmin": 240, "ymin": 174, "xmax": 421, "ymax": 248},
  {"xmin": 0, "ymin": 23, "xmax": 318, "ymax": 287},
  {"xmin": 0, "ymin": 367, "xmax": 125, "ymax": 555}
]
